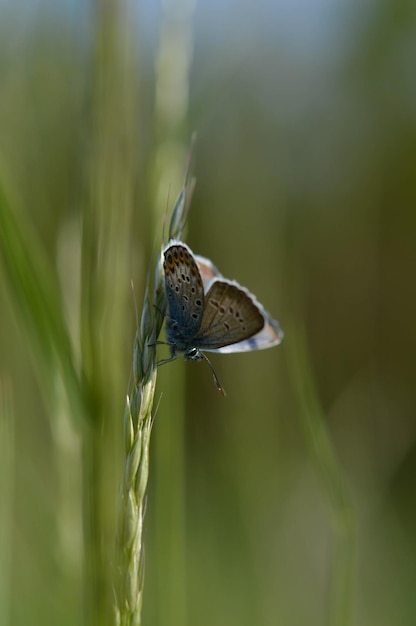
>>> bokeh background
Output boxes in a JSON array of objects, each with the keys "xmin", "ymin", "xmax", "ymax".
[{"xmin": 1, "ymin": 0, "xmax": 416, "ymax": 625}]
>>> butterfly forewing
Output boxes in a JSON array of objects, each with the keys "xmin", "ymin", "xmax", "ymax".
[
  {"xmin": 196, "ymin": 280, "xmax": 265, "ymax": 349},
  {"xmin": 163, "ymin": 244, "xmax": 205, "ymax": 339}
]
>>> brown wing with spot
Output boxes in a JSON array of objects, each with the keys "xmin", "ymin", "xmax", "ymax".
[
  {"xmin": 163, "ymin": 244, "xmax": 204, "ymax": 336},
  {"xmin": 196, "ymin": 280, "xmax": 264, "ymax": 349}
]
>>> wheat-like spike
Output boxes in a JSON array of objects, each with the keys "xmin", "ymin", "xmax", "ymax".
[{"xmin": 114, "ymin": 148, "xmax": 195, "ymax": 625}]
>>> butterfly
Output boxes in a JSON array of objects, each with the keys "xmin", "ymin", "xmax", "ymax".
[{"xmin": 160, "ymin": 240, "xmax": 283, "ymax": 394}]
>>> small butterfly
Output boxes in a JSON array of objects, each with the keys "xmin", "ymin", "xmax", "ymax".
[{"xmin": 160, "ymin": 240, "xmax": 284, "ymax": 394}]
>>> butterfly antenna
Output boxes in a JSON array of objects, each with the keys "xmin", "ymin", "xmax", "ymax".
[{"xmin": 201, "ymin": 352, "xmax": 226, "ymax": 397}]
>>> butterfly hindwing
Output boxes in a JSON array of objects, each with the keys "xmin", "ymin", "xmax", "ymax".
[{"xmin": 196, "ymin": 279, "xmax": 265, "ymax": 349}]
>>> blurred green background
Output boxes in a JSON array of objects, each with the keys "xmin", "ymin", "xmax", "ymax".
[{"xmin": 1, "ymin": 0, "xmax": 416, "ymax": 625}]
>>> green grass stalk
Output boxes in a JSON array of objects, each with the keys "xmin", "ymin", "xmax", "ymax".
[
  {"xmin": 0, "ymin": 377, "xmax": 14, "ymax": 626},
  {"xmin": 287, "ymin": 322, "xmax": 356, "ymax": 626}
]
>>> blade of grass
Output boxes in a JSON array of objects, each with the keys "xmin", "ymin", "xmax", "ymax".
[
  {"xmin": 148, "ymin": 3, "xmax": 196, "ymax": 622},
  {"xmin": 0, "ymin": 377, "xmax": 14, "ymax": 626},
  {"xmin": 287, "ymin": 322, "xmax": 356, "ymax": 626},
  {"xmin": 0, "ymin": 172, "xmax": 84, "ymax": 422},
  {"xmin": 80, "ymin": 1, "xmax": 140, "ymax": 623}
]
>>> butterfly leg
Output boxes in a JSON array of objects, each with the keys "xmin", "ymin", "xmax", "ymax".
[{"xmin": 156, "ymin": 354, "xmax": 178, "ymax": 367}]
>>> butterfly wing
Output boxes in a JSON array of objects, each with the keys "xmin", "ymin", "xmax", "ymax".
[
  {"xmin": 195, "ymin": 279, "xmax": 265, "ymax": 350},
  {"xmin": 196, "ymin": 254, "xmax": 283, "ymax": 352},
  {"xmin": 212, "ymin": 311, "xmax": 284, "ymax": 353},
  {"xmin": 164, "ymin": 242, "xmax": 284, "ymax": 354},
  {"xmin": 194, "ymin": 254, "xmax": 222, "ymax": 288},
  {"xmin": 163, "ymin": 243, "xmax": 205, "ymax": 345}
]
